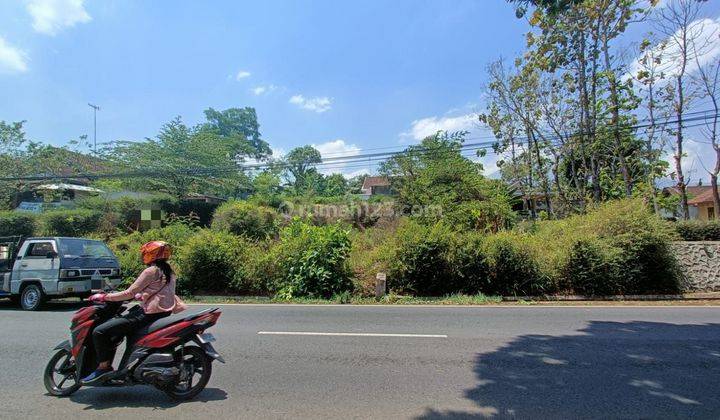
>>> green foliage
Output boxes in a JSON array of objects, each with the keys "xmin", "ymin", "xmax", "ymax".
[
  {"xmin": 385, "ymin": 220, "xmax": 544, "ymax": 296},
  {"xmin": 0, "ymin": 211, "xmax": 36, "ymax": 236},
  {"xmin": 78, "ymin": 194, "xmax": 169, "ymax": 232},
  {"xmin": 176, "ymin": 230, "xmax": 262, "ymax": 295},
  {"xmin": 481, "ymin": 232, "xmax": 548, "ymax": 296},
  {"xmin": 283, "ymin": 145, "xmax": 323, "ymax": 193},
  {"xmin": 108, "ymin": 222, "xmax": 197, "ymax": 284},
  {"xmin": 39, "ymin": 209, "xmax": 102, "ymax": 237},
  {"xmin": 268, "ymin": 220, "xmax": 353, "ymax": 299},
  {"xmin": 348, "ymin": 222, "xmax": 396, "ymax": 295},
  {"xmin": 674, "ymin": 220, "xmax": 720, "ymax": 241},
  {"xmin": 527, "ymin": 199, "xmax": 680, "ymax": 295},
  {"xmin": 561, "ymin": 239, "xmax": 622, "ymax": 296},
  {"xmin": 103, "ymin": 116, "xmax": 250, "ymax": 198},
  {"xmin": 201, "ymin": 107, "xmax": 271, "ymax": 158},
  {"xmin": 386, "ymin": 220, "xmax": 460, "ymax": 296},
  {"xmin": 381, "ymin": 131, "xmax": 515, "ymax": 232},
  {"xmin": 211, "ymin": 200, "xmax": 278, "ymax": 240}
]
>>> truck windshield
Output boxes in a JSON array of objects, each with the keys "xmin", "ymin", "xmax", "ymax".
[{"xmin": 59, "ymin": 239, "xmax": 114, "ymax": 258}]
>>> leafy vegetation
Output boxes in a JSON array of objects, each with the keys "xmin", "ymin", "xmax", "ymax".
[
  {"xmin": 211, "ymin": 200, "xmax": 278, "ymax": 240},
  {"xmin": 674, "ymin": 220, "xmax": 720, "ymax": 241}
]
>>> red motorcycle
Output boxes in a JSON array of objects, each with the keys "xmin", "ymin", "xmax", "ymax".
[{"xmin": 43, "ymin": 300, "xmax": 223, "ymax": 400}]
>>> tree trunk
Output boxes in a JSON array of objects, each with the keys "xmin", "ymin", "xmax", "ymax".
[
  {"xmin": 601, "ymin": 23, "xmax": 633, "ymax": 197},
  {"xmin": 675, "ymin": 74, "xmax": 690, "ymax": 220}
]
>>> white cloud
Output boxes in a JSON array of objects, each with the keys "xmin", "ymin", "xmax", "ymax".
[
  {"xmin": 0, "ymin": 37, "xmax": 28, "ymax": 73},
  {"xmin": 235, "ymin": 70, "xmax": 251, "ymax": 80},
  {"xmin": 312, "ymin": 139, "xmax": 362, "ymax": 176},
  {"xmin": 629, "ymin": 15, "xmax": 720, "ymax": 80},
  {"xmin": 252, "ymin": 84, "xmax": 278, "ymax": 96},
  {"xmin": 26, "ymin": 0, "xmax": 92, "ymax": 36},
  {"xmin": 289, "ymin": 94, "xmax": 332, "ymax": 113},
  {"xmin": 402, "ymin": 113, "xmax": 477, "ymax": 141}
]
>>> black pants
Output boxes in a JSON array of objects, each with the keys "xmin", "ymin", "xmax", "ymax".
[{"xmin": 93, "ymin": 309, "xmax": 171, "ymax": 363}]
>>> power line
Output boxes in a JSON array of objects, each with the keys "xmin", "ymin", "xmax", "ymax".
[{"xmin": 3, "ymin": 111, "xmax": 719, "ymax": 182}]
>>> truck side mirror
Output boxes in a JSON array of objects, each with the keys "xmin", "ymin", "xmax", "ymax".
[{"xmin": 46, "ymin": 251, "xmax": 58, "ymax": 259}]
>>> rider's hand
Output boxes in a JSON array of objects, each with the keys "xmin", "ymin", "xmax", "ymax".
[
  {"xmin": 88, "ymin": 293, "xmax": 106, "ymax": 303},
  {"xmin": 134, "ymin": 293, "xmax": 144, "ymax": 301}
]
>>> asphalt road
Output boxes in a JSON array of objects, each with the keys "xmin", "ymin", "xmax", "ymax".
[{"xmin": 1, "ymin": 301, "xmax": 719, "ymax": 419}]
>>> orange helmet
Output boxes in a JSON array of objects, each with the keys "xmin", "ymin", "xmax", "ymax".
[{"xmin": 140, "ymin": 241, "xmax": 172, "ymax": 265}]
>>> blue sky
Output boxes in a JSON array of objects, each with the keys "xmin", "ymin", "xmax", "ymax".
[{"xmin": 1, "ymin": 0, "xmax": 719, "ymax": 180}]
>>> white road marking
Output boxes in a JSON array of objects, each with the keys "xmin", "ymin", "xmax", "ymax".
[{"xmin": 257, "ymin": 331, "xmax": 448, "ymax": 338}]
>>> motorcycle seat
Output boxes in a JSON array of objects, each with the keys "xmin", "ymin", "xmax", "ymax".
[{"xmin": 137, "ymin": 308, "xmax": 217, "ymax": 336}]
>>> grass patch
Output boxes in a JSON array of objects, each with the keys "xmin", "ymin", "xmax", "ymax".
[{"xmin": 182, "ymin": 293, "xmax": 503, "ymax": 305}]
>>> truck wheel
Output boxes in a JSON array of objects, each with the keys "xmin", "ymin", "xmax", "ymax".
[{"xmin": 20, "ymin": 284, "xmax": 44, "ymax": 311}]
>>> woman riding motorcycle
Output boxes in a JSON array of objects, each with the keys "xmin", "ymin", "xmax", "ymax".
[{"xmin": 81, "ymin": 241, "xmax": 187, "ymax": 384}]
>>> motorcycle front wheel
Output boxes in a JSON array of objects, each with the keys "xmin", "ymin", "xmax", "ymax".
[
  {"xmin": 44, "ymin": 349, "xmax": 81, "ymax": 397},
  {"xmin": 162, "ymin": 346, "xmax": 212, "ymax": 400}
]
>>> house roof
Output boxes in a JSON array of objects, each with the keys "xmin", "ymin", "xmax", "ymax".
[
  {"xmin": 664, "ymin": 185, "xmax": 712, "ymax": 197},
  {"xmin": 361, "ymin": 176, "xmax": 391, "ymax": 190},
  {"xmin": 35, "ymin": 183, "xmax": 104, "ymax": 193},
  {"xmin": 688, "ymin": 187, "xmax": 720, "ymax": 205}
]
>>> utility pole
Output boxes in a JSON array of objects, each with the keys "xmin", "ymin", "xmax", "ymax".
[{"xmin": 88, "ymin": 103, "xmax": 100, "ymax": 156}]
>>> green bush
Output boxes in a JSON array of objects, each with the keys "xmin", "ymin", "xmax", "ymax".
[
  {"xmin": 562, "ymin": 239, "xmax": 622, "ymax": 296},
  {"xmin": 78, "ymin": 194, "xmax": 178, "ymax": 232},
  {"xmin": 39, "ymin": 209, "xmax": 102, "ymax": 237},
  {"xmin": 386, "ymin": 221, "xmax": 456, "ymax": 295},
  {"xmin": 176, "ymin": 230, "xmax": 263, "ymax": 295},
  {"xmin": 212, "ymin": 200, "xmax": 278, "ymax": 240},
  {"xmin": 0, "ymin": 211, "xmax": 37, "ymax": 236},
  {"xmin": 386, "ymin": 220, "xmax": 546, "ymax": 296},
  {"xmin": 108, "ymin": 222, "xmax": 197, "ymax": 285},
  {"xmin": 529, "ymin": 199, "xmax": 680, "ymax": 295},
  {"xmin": 674, "ymin": 220, "xmax": 720, "ymax": 241},
  {"xmin": 268, "ymin": 220, "xmax": 353, "ymax": 298},
  {"xmin": 349, "ymin": 221, "xmax": 397, "ymax": 295},
  {"xmin": 386, "ymin": 220, "xmax": 490, "ymax": 296},
  {"xmin": 482, "ymin": 232, "xmax": 548, "ymax": 296}
]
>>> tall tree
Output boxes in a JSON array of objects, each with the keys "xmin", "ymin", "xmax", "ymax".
[
  {"xmin": 202, "ymin": 107, "xmax": 272, "ymax": 159},
  {"xmin": 283, "ymin": 145, "xmax": 322, "ymax": 193},
  {"xmin": 105, "ymin": 117, "xmax": 248, "ymax": 198},
  {"xmin": 634, "ymin": 35, "xmax": 671, "ymax": 214},
  {"xmin": 380, "ymin": 131, "xmax": 516, "ymax": 232},
  {"xmin": 694, "ymin": 53, "xmax": 720, "ymax": 217},
  {"xmin": 655, "ymin": 0, "xmax": 709, "ymax": 219}
]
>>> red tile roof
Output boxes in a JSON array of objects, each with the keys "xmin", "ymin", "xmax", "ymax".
[
  {"xmin": 688, "ymin": 188, "xmax": 720, "ymax": 205},
  {"xmin": 361, "ymin": 176, "xmax": 390, "ymax": 190}
]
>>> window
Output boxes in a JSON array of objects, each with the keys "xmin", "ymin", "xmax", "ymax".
[
  {"xmin": 59, "ymin": 239, "xmax": 113, "ymax": 258},
  {"xmin": 26, "ymin": 242, "xmax": 54, "ymax": 257},
  {"xmin": 709, "ymin": 207, "xmax": 716, "ymax": 220}
]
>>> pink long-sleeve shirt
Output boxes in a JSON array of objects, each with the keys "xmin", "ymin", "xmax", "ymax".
[{"xmin": 105, "ymin": 266, "xmax": 179, "ymax": 314}]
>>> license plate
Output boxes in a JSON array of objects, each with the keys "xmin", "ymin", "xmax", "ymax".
[{"xmin": 198, "ymin": 333, "xmax": 216, "ymax": 343}]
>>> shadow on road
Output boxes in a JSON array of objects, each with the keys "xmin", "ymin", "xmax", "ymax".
[
  {"xmin": 0, "ymin": 299, "xmax": 85, "ymax": 312},
  {"xmin": 419, "ymin": 321, "xmax": 720, "ymax": 419},
  {"xmin": 67, "ymin": 386, "xmax": 227, "ymax": 410}
]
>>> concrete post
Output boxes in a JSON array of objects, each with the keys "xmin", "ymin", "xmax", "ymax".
[{"xmin": 375, "ymin": 272, "xmax": 387, "ymax": 299}]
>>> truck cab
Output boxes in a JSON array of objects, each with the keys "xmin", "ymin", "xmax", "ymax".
[{"xmin": 0, "ymin": 237, "xmax": 122, "ymax": 310}]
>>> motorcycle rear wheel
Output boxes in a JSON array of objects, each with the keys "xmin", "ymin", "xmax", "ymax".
[
  {"xmin": 162, "ymin": 346, "xmax": 212, "ymax": 400},
  {"xmin": 44, "ymin": 349, "xmax": 81, "ymax": 397}
]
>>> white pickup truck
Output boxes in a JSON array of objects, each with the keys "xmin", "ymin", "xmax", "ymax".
[{"xmin": 0, "ymin": 236, "xmax": 122, "ymax": 310}]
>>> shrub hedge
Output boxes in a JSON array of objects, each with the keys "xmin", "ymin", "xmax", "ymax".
[
  {"xmin": 0, "ymin": 211, "xmax": 36, "ymax": 237},
  {"xmin": 674, "ymin": 220, "xmax": 720, "ymax": 241},
  {"xmin": 176, "ymin": 230, "xmax": 260, "ymax": 295},
  {"xmin": 40, "ymin": 209, "xmax": 103, "ymax": 237},
  {"xmin": 21, "ymin": 197, "xmax": 680, "ymax": 299},
  {"xmin": 211, "ymin": 200, "xmax": 278, "ymax": 240},
  {"xmin": 267, "ymin": 220, "xmax": 353, "ymax": 299},
  {"xmin": 383, "ymin": 199, "xmax": 680, "ymax": 297}
]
